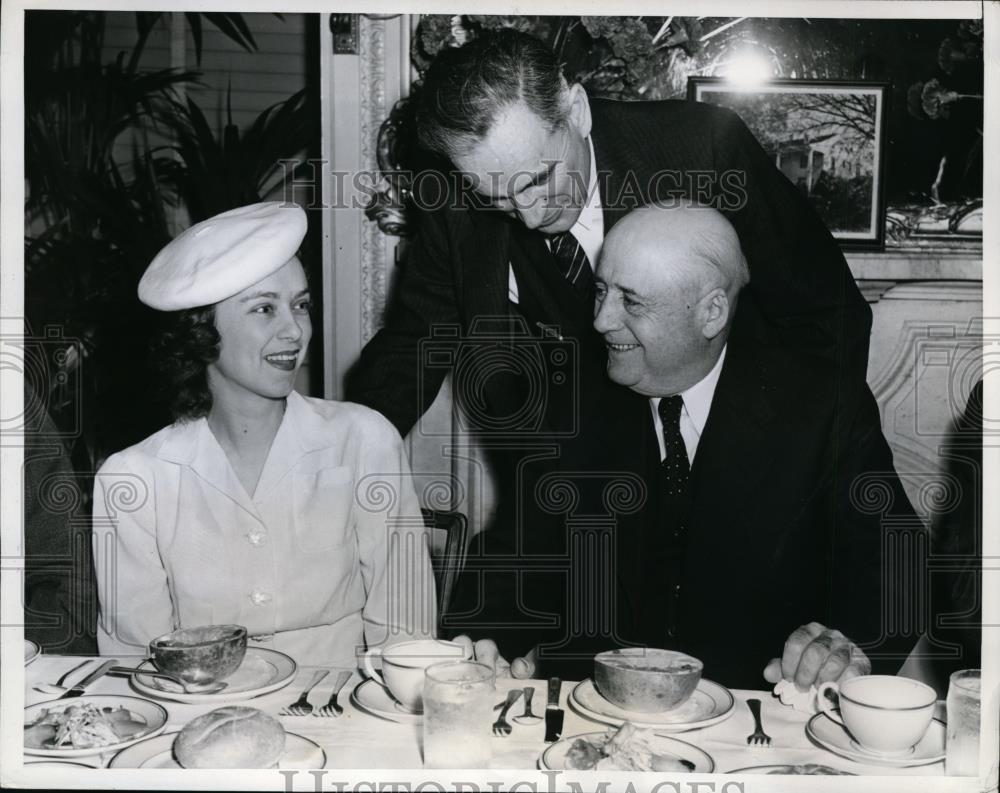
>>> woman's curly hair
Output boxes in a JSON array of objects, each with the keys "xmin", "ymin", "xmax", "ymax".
[{"xmin": 150, "ymin": 306, "xmax": 221, "ymax": 421}]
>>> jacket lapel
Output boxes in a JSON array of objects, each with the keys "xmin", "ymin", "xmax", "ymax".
[
  {"xmin": 157, "ymin": 419, "xmax": 260, "ymax": 520},
  {"xmin": 459, "ymin": 210, "xmax": 512, "ymax": 320},
  {"xmin": 688, "ymin": 338, "xmax": 781, "ymax": 530},
  {"xmin": 508, "ymin": 225, "xmax": 592, "ymax": 337},
  {"xmin": 253, "ymin": 392, "xmax": 310, "ymax": 501}
]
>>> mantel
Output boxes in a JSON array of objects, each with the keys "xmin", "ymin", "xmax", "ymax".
[{"xmin": 847, "ymin": 249, "xmax": 982, "ymax": 282}]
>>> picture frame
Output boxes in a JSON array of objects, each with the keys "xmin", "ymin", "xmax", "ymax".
[{"xmin": 688, "ymin": 77, "xmax": 890, "ymax": 250}]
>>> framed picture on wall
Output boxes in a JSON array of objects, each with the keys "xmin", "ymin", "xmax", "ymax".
[{"xmin": 688, "ymin": 78, "xmax": 890, "ymax": 250}]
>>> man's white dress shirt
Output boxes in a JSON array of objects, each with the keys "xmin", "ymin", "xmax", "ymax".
[
  {"xmin": 649, "ymin": 346, "xmax": 727, "ymax": 466},
  {"xmin": 508, "ymin": 137, "xmax": 603, "ymax": 304}
]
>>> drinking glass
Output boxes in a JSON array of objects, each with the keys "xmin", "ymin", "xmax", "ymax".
[
  {"xmin": 946, "ymin": 669, "xmax": 981, "ymax": 775},
  {"xmin": 422, "ymin": 660, "xmax": 495, "ymax": 769}
]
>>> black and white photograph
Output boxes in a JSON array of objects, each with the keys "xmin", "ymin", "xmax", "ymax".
[
  {"xmin": 1, "ymin": 2, "xmax": 996, "ymax": 790},
  {"xmin": 688, "ymin": 78, "xmax": 890, "ymax": 247}
]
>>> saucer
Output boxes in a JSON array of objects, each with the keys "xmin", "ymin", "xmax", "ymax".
[
  {"xmin": 128, "ymin": 647, "xmax": 296, "ymax": 704},
  {"xmin": 569, "ymin": 678, "xmax": 735, "ymax": 732},
  {"xmin": 806, "ymin": 711, "xmax": 945, "ymax": 767},
  {"xmin": 350, "ymin": 678, "xmax": 422, "ymax": 724},
  {"xmin": 108, "ymin": 731, "xmax": 325, "ymax": 768}
]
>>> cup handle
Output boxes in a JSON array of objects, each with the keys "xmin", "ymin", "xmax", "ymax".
[
  {"xmin": 816, "ymin": 681, "xmax": 845, "ymax": 726},
  {"xmin": 363, "ymin": 647, "xmax": 385, "ymax": 686}
]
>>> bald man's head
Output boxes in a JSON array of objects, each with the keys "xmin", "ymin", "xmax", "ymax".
[{"xmin": 593, "ymin": 202, "xmax": 748, "ymax": 396}]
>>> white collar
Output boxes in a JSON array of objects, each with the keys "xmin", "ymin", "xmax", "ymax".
[
  {"xmin": 564, "ymin": 136, "xmax": 604, "ymax": 268},
  {"xmin": 571, "ymin": 137, "xmax": 602, "ymax": 233},
  {"xmin": 652, "ymin": 344, "xmax": 727, "ymax": 436}
]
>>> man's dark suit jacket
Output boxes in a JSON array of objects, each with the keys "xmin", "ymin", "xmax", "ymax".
[
  {"xmin": 625, "ymin": 310, "xmax": 921, "ymax": 688},
  {"xmin": 347, "ymin": 98, "xmax": 912, "ymax": 688}
]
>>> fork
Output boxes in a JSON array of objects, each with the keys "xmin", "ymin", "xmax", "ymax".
[
  {"xmin": 33, "ymin": 659, "xmax": 93, "ymax": 694},
  {"xmin": 280, "ymin": 669, "xmax": 329, "ymax": 716},
  {"xmin": 512, "ymin": 686, "xmax": 543, "ymax": 725},
  {"xmin": 314, "ymin": 671, "xmax": 353, "ymax": 717},
  {"xmin": 492, "ymin": 689, "xmax": 522, "ymax": 736},
  {"xmin": 746, "ymin": 698, "xmax": 771, "ymax": 745}
]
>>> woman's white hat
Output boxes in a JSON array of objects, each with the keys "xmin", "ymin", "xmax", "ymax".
[{"xmin": 138, "ymin": 202, "xmax": 307, "ymax": 311}]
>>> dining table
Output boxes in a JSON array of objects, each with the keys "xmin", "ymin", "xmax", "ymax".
[{"xmin": 21, "ymin": 653, "xmax": 949, "ymax": 776}]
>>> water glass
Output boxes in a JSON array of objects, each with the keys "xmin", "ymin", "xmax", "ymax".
[
  {"xmin": 422, "ymin": 660, "xmax": 495, "ymax": 769},
  {"xmin": 946, "ymin": 669, "xmax": 981, "ymax": 775}
]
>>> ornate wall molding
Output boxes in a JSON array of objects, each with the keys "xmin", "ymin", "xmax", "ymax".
[{"xmin": 358, "ymin": 16, "xmax": 389, "ymax": 345}]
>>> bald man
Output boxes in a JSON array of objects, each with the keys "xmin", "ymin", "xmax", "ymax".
[{"xmin": 593, "ymin": 203, "xmax": 922, "ymax": 689}]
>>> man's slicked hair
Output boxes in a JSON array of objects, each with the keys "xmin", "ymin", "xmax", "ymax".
[{"xmin": 415, "ymin": 29, "xmax": 568, "ymax": 160}]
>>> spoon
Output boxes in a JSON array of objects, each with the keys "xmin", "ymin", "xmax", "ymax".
[
  {"xmin": 109, "ymin": 665, "xmax": 228, "ymax": 694},
  {"xmin": 33, "ymin": 659, "xmax": 94, "ymax": 695}
]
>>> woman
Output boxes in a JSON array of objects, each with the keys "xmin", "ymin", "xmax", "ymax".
[{"xmin": 93, "ymin": 202, "xmax": 436, "ymax": 666}]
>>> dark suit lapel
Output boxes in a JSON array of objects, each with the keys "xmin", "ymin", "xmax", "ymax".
[
  {"xmin": 615, "ymin": 405, "xmax": 661, "ymax": 634},
  {"xmin": 506, "ymin": 227, "xmax": 566, "ymax": 330},
  {"xmin": 459, "ymin": 210, "xmax": 512, "ymax": 319},
  {"xmin": 689, "ymin": 338, "xmax": 781, "ymax": 518}
]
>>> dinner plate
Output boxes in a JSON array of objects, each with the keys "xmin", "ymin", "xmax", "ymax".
[
  {"xmin": 24, "ymin": 760, "xmax": 99, "ymax": 769},
  {"xmin": 727, "ymin": 763, "xmax": 856, "ymax": 775},
  {"xmin": 24, "ymin": 640, "xmax": 40, "ymax": 666},
  {"xmin": 128, "ymin": 647, "xmax": 296, "ymax": 704},
  {"xmin": 569, "ymin": 678, "xmax": 735, "ymax": 731},
  {"xmin": 350, "ymin": 678, "xmax": 422, "ymax": 724},
  {"xmin": 108, "ymin": 730, "xmax": 326, "ymax": 769},
  {"xmin": 538, "ymin": 731, "xmax": 714, "ymax": 772},
  {"xmin": 806, "ymin": 711, "xmax": 946, "ymax": 767},
  {"xmin": 24, "ymin": 695, "xmax": 168, "ymax": 759}
]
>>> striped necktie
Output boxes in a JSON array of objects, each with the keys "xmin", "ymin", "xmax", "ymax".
[{"xmin": 549, "ymin": 231, "xmax": 595, "ymax": 294}]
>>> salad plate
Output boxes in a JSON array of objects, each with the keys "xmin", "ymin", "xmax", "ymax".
[
  {"xmin": 539, "ymin": 730, "xmax": 714, "ymax": 772},
  {"xmin": 24, "ymin": 695, "xmax": 167, "ymax": 759}
]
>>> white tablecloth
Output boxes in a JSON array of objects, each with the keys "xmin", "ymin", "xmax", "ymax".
[{"xmin": 22, "ymin": 655, "xmax": 946, "ymax": 775}]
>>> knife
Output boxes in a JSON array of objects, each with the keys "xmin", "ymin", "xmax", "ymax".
[
  {"xmin": 58, "ymin": 659, "xmax": 117, "ymax": 699},
  {"xmin": 543, "ymin": 677, "xmax": 564, "ymax": 743}
]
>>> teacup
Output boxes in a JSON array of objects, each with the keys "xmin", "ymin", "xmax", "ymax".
[
  {"xmin": 817, "ymin": 675, "xmax": 936, "ymax": 755},
  {"xmin": 362, "ymin": 639, "xmax": 470, "ymax": 712}
]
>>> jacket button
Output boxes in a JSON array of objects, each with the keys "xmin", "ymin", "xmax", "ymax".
[
  {"xmin": 247, "ymin": 531, "xmax": 267, "ymax": 546},
  {"xmin": 667, "ymin": 626, "xmax": 677, "ymax": 638}
]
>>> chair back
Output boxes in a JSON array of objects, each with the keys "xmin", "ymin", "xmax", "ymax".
[{"xmin": 421, "ymin": 508, "xmax": 469, "ymax": 627}]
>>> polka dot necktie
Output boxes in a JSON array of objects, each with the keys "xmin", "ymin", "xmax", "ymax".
[
  {"xmin": 658, "ymin": 395, "xmax": 690, "ymax": 493},
  {"xmin": 656, "ymin": 394, "xmax": 690, "ymax": 641},
  {"xmin": 549, "ymin": 231, "xmax": 595, "ymax": 294}
]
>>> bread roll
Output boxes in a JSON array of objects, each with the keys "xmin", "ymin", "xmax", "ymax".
[{"xmin": 174, "ymin": 706, "xmax": 285, "ymax": 768}]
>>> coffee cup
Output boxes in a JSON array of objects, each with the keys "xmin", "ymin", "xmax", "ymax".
[
  {"xmin": 817, "ymin": 675, "xmax": 936, "ymax": 755},
  {"xmin": 362, "ymin": 639, "xmax": 470, "ymax": 712}
]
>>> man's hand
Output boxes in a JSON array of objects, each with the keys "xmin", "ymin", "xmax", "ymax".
[
  {"xmin": 453, "ymin": 635, "xmax": 538, "ymax": 679},
  {"xmin": 763, "ymin": 622, "xmax": 871, "ymax": 689}
]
